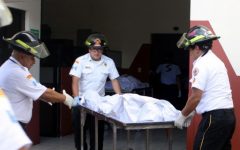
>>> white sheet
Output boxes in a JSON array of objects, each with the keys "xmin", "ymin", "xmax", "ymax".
[{"xmin": 80, "ymin": 90, "xmax": 180, "ymax": 123}]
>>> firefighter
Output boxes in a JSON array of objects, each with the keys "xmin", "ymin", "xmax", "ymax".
[
  {"xmin": 0, "ymin": 30, "xmax": 78, "ymax": 131},
  {"xmin": 175, "ymin": 25, "xmax": 235, "ymax": 150},
  {"xmin": 70, "ymin": 33, "xmax": 121, "ymax": 150}
]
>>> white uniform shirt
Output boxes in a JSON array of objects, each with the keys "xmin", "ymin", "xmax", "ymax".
[
  {"xmin": 69, "ymin": 53, "xmax": 119, "ymax": 96},
  {"xmin": 190, "ymin": 50, "xmax": 233, "ymax": 114},
  {"xmin": 0, "ymin": 57, "xmax": 47, "ymax": 123},
  {"xmin": 0, "ymin": 89, "xmax": 32, "ymax": 150},
  {"xmin": 156, "ymin": 63, "xmax": 181, "ymax": 85}
]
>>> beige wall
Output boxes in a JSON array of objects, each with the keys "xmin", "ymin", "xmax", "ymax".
[
  {"xmin": 6, "ymin": 0, "xmax": 41, "ymax": 79},
  {"xmin": 191, "ymin": 0, "xmax": 240, "ymax": 76},
  {"xmin": 42, "ymin": 0, "xmax": 190, "ymax": 68}
]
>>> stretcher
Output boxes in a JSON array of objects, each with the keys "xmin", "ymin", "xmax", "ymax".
[{"xmin": 79, "ymin": 105, "xmax": 175, "ymax": 150}]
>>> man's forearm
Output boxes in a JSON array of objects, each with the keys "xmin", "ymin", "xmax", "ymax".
[
  {"xmin": 72, "ymin": 76, "xmax": 80, "ymax": 97},
  {"xmin": 111, "ymin": 79, "xmax": 121, "ymax": 94},
  {"xmin": 39, "ymin": 88, "xmax": 65, "ymax": 103}
]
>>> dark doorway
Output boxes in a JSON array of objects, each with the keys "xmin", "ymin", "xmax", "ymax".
[
  {"xmin": 0, "ymin": 7, "xmax": 25, "ymax": 65},
  {"xmin": 150, "ymin": 33, "xmax": 189, "ymax": 110}
]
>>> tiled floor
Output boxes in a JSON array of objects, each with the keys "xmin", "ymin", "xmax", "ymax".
[{"xmin": 31, "ymin": 128, "xmax": 186, "ymax": 150}]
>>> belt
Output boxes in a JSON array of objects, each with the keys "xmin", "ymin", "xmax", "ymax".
[{"xmin": 202, "ymin": 108, "xmax": 234, "ymax": 117}]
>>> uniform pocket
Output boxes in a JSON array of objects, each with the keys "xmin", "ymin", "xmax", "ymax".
[
  {"xmin": 81, "ymin": 65, "xmax": 94, "ymax": 80},
  {"xmin": 98, "ymin": 68, "xmax": 108, "ymax": 82}
]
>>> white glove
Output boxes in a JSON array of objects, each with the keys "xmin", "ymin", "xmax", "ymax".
[
  {"xmin": 175, "ymin": 111, "xmax": 195, "ymax": 129},
  {"xmin": 174, "ymin": 112, "xmax": 187, "ymax": 129},
  {"xmin": 73, "ymin": 96, "xmax": 81, "ymax": 106},
  {"xmin": 183, "ymin": 111, "xmax": 195, "ymax": 127},
  {"xmin": 62, "ymin": 90, "xmax": 75, "ymax": 109}
]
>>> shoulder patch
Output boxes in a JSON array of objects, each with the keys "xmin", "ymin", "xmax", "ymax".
[
  {"xmin": 193, "ymin": 67, "xmax": 199, "ymax": 76},
  {"xmin": 0, "ymin": 89, "xmax": 5, "ymax": 97},
  {"xmin": 26, "ymin": 74, "xmax": 33, "ymax": 79}
]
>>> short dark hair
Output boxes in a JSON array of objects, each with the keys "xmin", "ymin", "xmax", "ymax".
[{"xmin": 197, "ymin": 40, "xmax": 213, "ymax": 51}]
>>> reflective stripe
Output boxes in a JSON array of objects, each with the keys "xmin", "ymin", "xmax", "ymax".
[
  {"xmin": 200, "ymin": 114, "xmax": 212, "ymax": 150},
  {"xmin": 85, "ymin": 40, "xmax": 91, "ymax": 46},
  {"xmin": 187, "ymin": 35, "xmax": 205, "ymax": 46},
  {"xmin": 15, "ymin": 39, "xmax": 37, "ymax": 54}
]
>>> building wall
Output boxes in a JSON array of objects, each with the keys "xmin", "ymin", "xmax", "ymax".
[{"xmin": 42, "ymin": 0, "xmax": 190, "ymax": 68}]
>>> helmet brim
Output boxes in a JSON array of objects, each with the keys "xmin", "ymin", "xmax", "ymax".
[
  {"xmin": 177, "ymin": 33, "xmax": 220, "ymax": 50},
  {"xmin": 3, "ymin": 37, "xmax": 50, "ymax": 59}
]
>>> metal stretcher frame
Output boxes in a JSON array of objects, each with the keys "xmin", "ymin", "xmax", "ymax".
[{"xmin": 79, "ymin": 105, "xmax": 175, "ymax": 150}]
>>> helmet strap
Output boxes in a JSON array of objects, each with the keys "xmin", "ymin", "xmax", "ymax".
[
  {"xmin": 197, "ymin": 41, "xmax": 212, "ymax": 56},
  {"xmin": 200, "ymin": 41, "xmax": 212, "ymax": 49}
]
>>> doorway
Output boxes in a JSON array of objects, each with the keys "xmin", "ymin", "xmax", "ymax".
[{"xmin": 150, "ymin": 33, "xmax": 189, "ymax": 110}]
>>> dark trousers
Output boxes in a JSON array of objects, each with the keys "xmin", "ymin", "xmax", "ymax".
[
  {"xmin": 72, "ymin": 106, "xmax": 105, "ymax": 150},
  {"xmin": 193, "ymin": 109, "xmax": 236, "ymax": 150}
]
